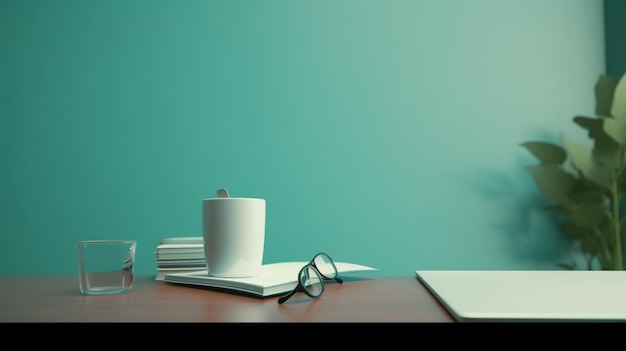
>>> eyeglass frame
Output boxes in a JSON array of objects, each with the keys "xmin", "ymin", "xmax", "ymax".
[{"xmin": 277, "ymin": 252, "xmax": 343, "ymax": 304}]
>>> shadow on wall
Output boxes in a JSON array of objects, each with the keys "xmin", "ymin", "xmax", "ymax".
[{"xmin": 469, "ymin": 154, "xmax": 578, "ymax": 269}]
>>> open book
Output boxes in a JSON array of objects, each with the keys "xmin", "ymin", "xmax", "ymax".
[{"xmin": 163, "ymin": 261, "xmax": 377, "ymax": 297}]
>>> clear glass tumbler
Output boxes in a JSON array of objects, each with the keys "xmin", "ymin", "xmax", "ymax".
[{"xmin": 78, "ymin": 240, "xmax": 136, "ymax": 295}]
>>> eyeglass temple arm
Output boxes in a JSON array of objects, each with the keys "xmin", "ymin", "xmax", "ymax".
[{"xmin": 277, "ymin": 289, "xmax": 297, "ymax": 304}]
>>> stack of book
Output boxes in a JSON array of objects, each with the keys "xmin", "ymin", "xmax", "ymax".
[{"xmin": 154, "ymin": 237, "xmax": 206, "ymax": 281}]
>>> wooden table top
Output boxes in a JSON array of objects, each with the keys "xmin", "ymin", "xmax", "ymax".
[{"xmin": 0, "ymin": 274, "xmax": 455, "ymax": 323}]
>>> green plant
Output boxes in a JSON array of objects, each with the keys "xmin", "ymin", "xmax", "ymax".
[{"xmin": 521, "ymin": 73, "xmax": 626, "ymax": 270}]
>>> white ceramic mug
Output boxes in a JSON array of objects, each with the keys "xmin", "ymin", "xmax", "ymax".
[{"xmin": 202, "ymin": 196, "xmax": 266, "ymax": 277}]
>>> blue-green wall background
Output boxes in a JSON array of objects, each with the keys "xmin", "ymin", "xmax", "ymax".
[
  {"xmin": 605, "ymin": 0, "xmax": 626, "ymax": 78},
  {"xmin": 0, "ymin": 0, "xmax": 618, "ymax": 276}
]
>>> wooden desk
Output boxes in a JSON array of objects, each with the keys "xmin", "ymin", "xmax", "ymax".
[{"xmin": 0, "ymin": 275, "xmax": 455, "ymax": 322}]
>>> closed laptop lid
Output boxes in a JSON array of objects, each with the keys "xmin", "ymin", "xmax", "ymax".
[{"xmin": 415, "ymin": 270, "xmax": 626, "ymax": 322}]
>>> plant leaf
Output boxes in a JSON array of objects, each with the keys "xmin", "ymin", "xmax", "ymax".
[
  {"xmin": 611, "ymin": 73, "xmax": 626, "ymax": 119},
  {"xmin": 574, "ymin": 116, "xmax": 618, "ymax": 151},
  {"xmin": 521, "ymin": 141, "xmax": 566, "ymax": 164},
  {"xmin": 569, "ymin": 189, "xmax": 605, "ymax": 205},
  {"xmin": 574, "ymin": 115, "xmax": 604, "ymax": 135},
  {"xmin": 562, "ymin": 225, "xmax": 607, "ymax": 266},
  {"xmin": 595, "ymin": 74, "xmax": 618, "ymax": 117},
  {"xmin": 567, "ymin": 203, "xmax": 609, "ymax": 228},
  {"xmin": 566, "ymin": 141, "xmax": 611, "ymax": 188},
  {"xmin": 603, "ymin": 115, "xmax": 626, "ymax": 145},
  {"xmin": 525, "ymin": 164, "xmax": 576, "ymax": 203},
  {"xmin": 560, "ymin": 222, "xmax": 600, "ymax": 253},
  {"xmin": 574, "ymin": 116, "xmax": 622, "ymax": 168}
]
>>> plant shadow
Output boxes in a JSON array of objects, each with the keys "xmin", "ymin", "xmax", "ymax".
[{"xmin": 466, "ymin": 154, "xmax": 578, "ymax": 269}]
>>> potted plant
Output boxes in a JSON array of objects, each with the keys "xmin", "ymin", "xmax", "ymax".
[{"xmin": 521, "ymin": 72, "xmax": 626, "ymax": 270}]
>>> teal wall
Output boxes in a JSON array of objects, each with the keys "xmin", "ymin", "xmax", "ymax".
[
  {"xmin": 605, "ymin": 0, "xmax": 626, "ymax": 78},
  {"xmin": 0, "ymin": 0, "xmax": 609, "ymax": 276}
]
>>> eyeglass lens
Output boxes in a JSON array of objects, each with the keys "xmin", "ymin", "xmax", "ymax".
[
  {"xmin": 313, "ymin": 253, "xmax": 337, "ymax": 279},
  {"xmin": 301, "ymin": 265, "xmax": 324, "ymax": 297},
  {"xmin": 312, "ymin": 252, "xmax": 343, "ymax": 283}
]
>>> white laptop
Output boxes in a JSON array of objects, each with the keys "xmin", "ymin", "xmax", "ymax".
[{"xmin": 415, "ymin": 270, "xmax": 626, "ymax": 322}]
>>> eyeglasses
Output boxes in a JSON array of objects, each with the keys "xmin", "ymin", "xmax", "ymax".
[{"xmin": 278, "ymin": 252, "xmax": 343, "ymax": 304}]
